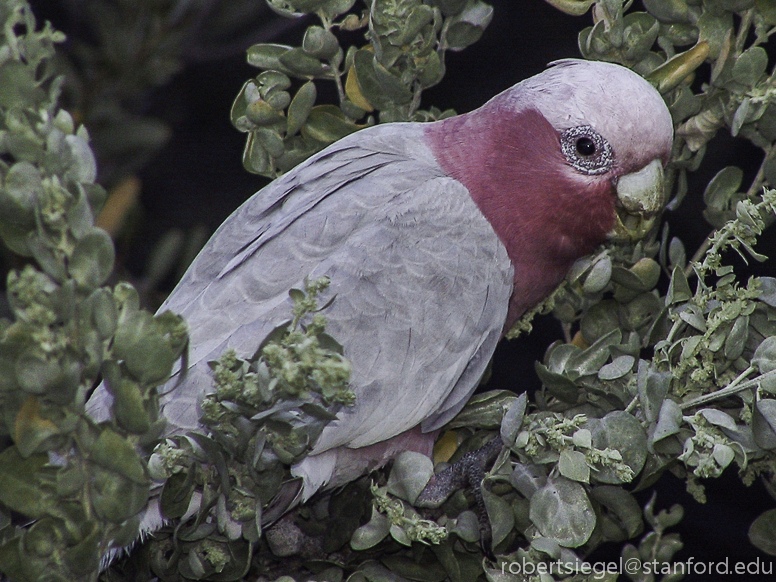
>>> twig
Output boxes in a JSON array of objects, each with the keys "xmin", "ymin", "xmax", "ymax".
[{"xmin": 680, "ymin": 367, "xmax": 773, "ymax": 411}]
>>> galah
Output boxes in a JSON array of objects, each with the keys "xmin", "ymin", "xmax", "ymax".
[{"xmin": 88, "ymin": 59, "xmax": 673, "ymax": 536}]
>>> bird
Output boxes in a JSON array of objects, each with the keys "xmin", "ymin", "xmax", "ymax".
[{"xmin": 87, "ymin": 58, "xmax": 673, "ymax": 542}]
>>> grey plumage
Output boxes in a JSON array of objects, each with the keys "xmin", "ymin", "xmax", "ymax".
[{"xmin": 88, "ymin": 122, "xmax": 513, "ymax": 498}]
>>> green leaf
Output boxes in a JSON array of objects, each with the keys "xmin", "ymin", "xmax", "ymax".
[
  {"xmin": 319, "ymin": 0, "xmax": 356, "ymax": 19},
  {"xmin": 351, "ymin": 507, "xmax": 391, "ymax": 550},
  {"xmin": 622, "ymin": 12, "xmax": 661, "ymax": 63},
  {"xmin": 371, "ymin": 59, "xmax": 413, "ymax": 104},
  {"xmin": 390, "ymin": 523, "xmax": 412, "ymax": 546},
  {"xmin": 63, "ymin": 521, "xmax": 101, "ymax": 576},
  {"xmin": 529, "ymin": 476, "xmax": 595, "ymax": 547},
  {"xmin": 530, "ymin": 536, "xmax": 561, "ymax": 558},
  {"xmin": 535, "ymin": 361, "xmax": 580, "ymax": 403},
  {"xmin": 500, "ymin": 392, "xmax": 527, "ymax": 447},
  {"xmin": 243, "ymin": 132, "xmax": 271, "ymax": 175},
  {"xmin": 757, "ymin": 0, "xmax": 776, "ymax": 24},
  {"xmin": 279, "ymin": 47, "xmax": 325, "ymax": 78},
  {"xmin": 558, "ymin": 449, "xmax": 590, "ymax": 482},
  {"xmin": 112, "ymin": 310, "xmax": 176, "ymax": 384},
  {"xmin": 732, "ymin": 46, "xmax": 768, "ymax": 86},
  {"xmin": 753, "ymin": 336, "xmax": 776, "ymax": 373},
  {"xmin": 543, "ymin": 0, "xmax": 595, "ymax": 16},
  {"xmin": 650, "ymin": 398, "xmax": 682, "ymax": 444},
  {"xmin": 583, "ymin": 255, "xmax": 612, "ymax": 294},
  {"xmin": 0, "ymin": 60, "xmax": 45, "ymax": 108},
  {"xmin": 15, "ymin": 350, "xmax": 62, "ymax": 395},
  {"xmin": 704, "ymin": 166, "xmax": 742, "ymax": 210},
  {"xmin": 749, "ymin": 508, "xmax": 776, "ymax": 555},
  {"xmin": 382, "ymin": 554, "xmax": 447, "ymax": 582},
  {"xmin": 399, "ymin": 5, "xmax": 435, "ymax": 45},
  {"xmin": 590, "ymin": 486, "xmax": 643, "ymax": 538},
  {"xmin": 69, "ymin": 229, "xmax": 115, "ymax": 288},
  {"xmin": 697, "ymin": 11, "xmax": 733, "ymax": 59},
  {"xmin": 446, "ymin": 1, "xmax": 493, "ymax": 50},
  {"xmin": 89, "ymin": 287, "xmax": 118, "ymax": 338},
  {"xmin": 610, "ymin": 262, "xmax": 657, "ymax": 293},
  {"xmin": 566, "ymin": 329, "xmax": 622, "ymax": 376},
  {"xmin": 13, "ymin": 395, "xmax": 60, "ymax": 457},
  {"xmin": 753, "ymin": 399, "xmax": 776, "ymax": 449},
  {"xmin": 643, "ymin": 0, "xmax": 690, "ymax": 22},
  {"xmin": 111, "ymin": 378, "xmax": 151, "ymax": 434},
  {"xmin": 483, "ymin": 485, "xmax": 514, "ymax": 547},
  {"xmin": 724, "ymin": 315, "xmax": 749, "ymax": 360},
  {"xmin": 699, "ymin": 408, "xmax": 738, "ymax": 432},
  {"xmin": 598, "ymin": 355, "xmax": 635, "ymax": 380},
  {"xmin": 246, "ymin": 44, "xmax": 293, "ymax": 70},
  {"xmin": 386, "ymin": 451, "xmax": 434, "ymax": 504},
  {"xmin": 90, "ymin": 465, "xmax": 150, "ymax": 523},
  {"xmin": 352, "ymin": 49, "xmax": 395, "ymax": 110},
  {"xmin": 302, "ymin": 105, "xmax": 359, "ymax": 143},
  {"xmin": 581, "ymin": 300, "xmax": 621, "ymax": 344},
  {"xmin": 245, "ymin": 99, "xmax": 286, "ymax": 127},
  {"xmin": 0, "ymin": 448, "xmax": 55, "ymax": 519},
  {"xmin": 255, "ymin": 127, "xmax": 285, "ymax": 157},
  {"xmin": 589, "ymin": 411, "xmax": 647, "ymax": 483},
  {"xmin": 90, "ymin": 427, "xmax": 148, "ymax": 484},
  {"xmin": 666, "ymin": 266, "xmax": 692, "ymax": 305},
  {"xmin": 303, "ymin": 26, "xmax": 340, "ymax": 60},
  {"xmin": 620, "ymin": 292, "xmax": 662, "ymax": 331},
  {"xmin": 286, "ymin": 81, "xmax": 317, "ymax": 137},
  {"xmin": 732, "ymin": 97, "xmax": 752, "ymax": 136},
  {"xmin": 452, "ymin": 511, "xmax": 480, "ymax": 543},
  {"xmin": 448, "ymin": 389, "xmax": 519, "ymax": 430},
  {"xmin": 430, "ymin": 0, "xmax": 467, "ymax": 16}
]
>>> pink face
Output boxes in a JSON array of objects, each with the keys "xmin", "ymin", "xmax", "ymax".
[
  {"xmin": 425, "ymin": 78, "xmax": 673, "ymax": 330},
  {"xmin": 427, "ymin": 108, "xmax": 620, "ymax": 326}
]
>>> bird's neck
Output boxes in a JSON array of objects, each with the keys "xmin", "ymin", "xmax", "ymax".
[{"xmin": 424, "ymin": 104, "xmax": 616, "ymax": 327}]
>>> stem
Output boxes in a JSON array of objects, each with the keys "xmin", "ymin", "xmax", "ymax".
[
  {"xmin": 680, "ymin": 366, "xmax": 769, "ymax": 410},
  {"xmin": 745, "ymin": 142, "xmax": 776, "ymax": 200},
  {"xmin": 686, "ymin": 142, "xmax": 776, "ymax": 278},
  {"xmin": 320, "ymin": 16, "xmax": 346, "ymax": 103},
  {"xmin": 734, "ymin": 8, "xmax": 754, "ymax": 55},
  {"xmin": 625, "ymin": 393, "xmax": 639, "ymax": 414}
]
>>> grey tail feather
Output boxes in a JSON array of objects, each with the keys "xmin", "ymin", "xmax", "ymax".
[
  {"xmin": 262, "ymin": 477, "xmax": 304, "ymax": 527},
  {"xmin": 97, "ymin": 475, "xmax": 303, "ymax": 573}
]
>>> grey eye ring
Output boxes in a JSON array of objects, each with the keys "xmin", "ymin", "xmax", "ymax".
[{"xmin": 560, "ymin": 125, "xmax": 614, "ymax": 175}]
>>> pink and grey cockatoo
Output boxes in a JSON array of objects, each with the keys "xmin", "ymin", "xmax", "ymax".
[{"xmin": 88, "ymin": 59, "xmax": 673, "ymax": 535}]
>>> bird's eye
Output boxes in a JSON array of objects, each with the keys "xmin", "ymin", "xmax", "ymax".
[
  {"xmin": 576, "ymin": 137, "xmax": 596, "ymax": 156},
  {"xmin": 560, "ymin": 125, "xmax": 614, "ymax": 176}
]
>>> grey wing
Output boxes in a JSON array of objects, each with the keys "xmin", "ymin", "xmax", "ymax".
[{"xmin": 88, "ymin": 123, "xmax": 514, "ymax": 452}]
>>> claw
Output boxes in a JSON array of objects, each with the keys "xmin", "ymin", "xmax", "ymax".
[{"xmin": 415, "ymin": 435, "xmax": 504, "ymax": 556}]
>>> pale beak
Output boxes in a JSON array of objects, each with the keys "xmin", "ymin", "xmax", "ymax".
[{"xmin": 608, "ymin": 159, "xmax": 666, "ymax": 242}]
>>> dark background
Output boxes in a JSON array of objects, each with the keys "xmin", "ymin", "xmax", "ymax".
[{"xmin": 27, "ymin": 1, "xmax": 776, "ymax": 579}]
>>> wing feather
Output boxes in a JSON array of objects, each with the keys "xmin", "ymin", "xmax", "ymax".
[{"xmin": 87, "ymin": 123, "xmax": 514, "ymax": 453}]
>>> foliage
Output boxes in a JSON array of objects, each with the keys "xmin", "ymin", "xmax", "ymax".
[
  {"xmin": 231, "ymin": 0, "xmax": 493, "ymax": 177},
  {"xmin": 0, "ymin": 2, "xmax": 186, "ymax": 580},
  {"xmin": 201, "ymin": 0, "xmax": 776, "ymax": 581},
  {"xmin": 6, "ymin": 0, "xmax": 776, "ymax": 581},
  {"xmin": 40, "ymin": 0, "xmax": 280, "ymax": 188},
  {"xmin": 130, "ymin": 278, "xmax": 353, "ymax": 581}
]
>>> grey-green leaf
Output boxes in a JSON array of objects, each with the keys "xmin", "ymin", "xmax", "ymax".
[
  {"xmin": 529, "ymin": 476, "xmax": 595, "ymax": 547},
  {"xmin": 558, "ymin": 449, "xmax": 590, "ymax": 483},
  {"xmin": 351, "ymin": 507, "xmax": 391, "ymax": 550},
  {"xmin": 386, "ymin": 451, "xmax": 434, "ymax": 504},
  {"xmin": 749, "ymin": 509, "xmax": 776, "ymax": 556},
  {"xmin": 286, "ymin": 81, "xmax": 317, "ymax": 137}
]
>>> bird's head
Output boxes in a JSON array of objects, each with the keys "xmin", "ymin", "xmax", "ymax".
[
  {"xmin": 427, "ymin": 59, "xmax": 674, "ymax": 264},
  {"xmin": 513, "ymin": 59, "xmax": 674, "ymax": 243}
]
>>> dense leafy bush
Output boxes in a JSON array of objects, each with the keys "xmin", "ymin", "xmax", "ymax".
[{"xmin": 3, "ymin": 0, "xmax": 776, "ymax": 581}]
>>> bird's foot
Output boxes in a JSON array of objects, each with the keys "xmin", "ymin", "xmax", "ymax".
[{"xmin": 415, "ymin": 435, "xmax": 504, "ymax": 557}]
